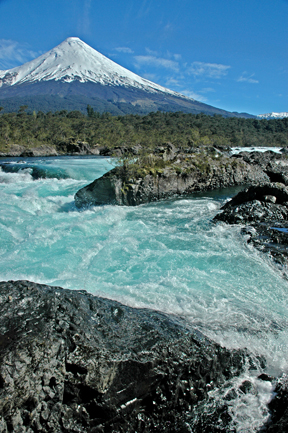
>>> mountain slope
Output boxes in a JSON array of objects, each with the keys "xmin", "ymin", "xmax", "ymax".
[
  {"xmin": 0, "ymin": 37, "xmax": 181, "ymax": 96},
  {"xmin": 0, "ymin": 37, "xmax": 253, "ymax": 117}
]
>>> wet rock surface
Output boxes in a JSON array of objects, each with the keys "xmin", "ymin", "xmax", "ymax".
[
  {"xmin": 214, "ymin": 183, "xmax": 288, "ymax": 265},
  {"xmin": 0, "ymin": 280, "xmax": 251, "ymax": 433},
  {"xmin": 263, "ymin": 375, "xmax": 288, "ymax": 432}
]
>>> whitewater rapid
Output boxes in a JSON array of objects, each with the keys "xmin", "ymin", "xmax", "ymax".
[{"xmin": 1, "ymin": 155, "xmax": 288, "ymax": 431}]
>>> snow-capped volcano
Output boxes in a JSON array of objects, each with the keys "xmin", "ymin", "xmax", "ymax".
[
  {"xmin": 0, "ymin": 37, "xmax": 181, "ymax": 97},
  {"xmin": 0, "ymin": 37, "xmax": 253, "ymax": 117}
]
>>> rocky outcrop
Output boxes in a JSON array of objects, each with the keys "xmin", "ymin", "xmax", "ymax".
[
  {"xmin": 0, "ymin": 141, "xmax": 102, "ymax": 157},
  {"xmin": 0, "ymin": 280, "xmax": 252, "ymax": 433},
  {"xmin": 75, "ymin": 155, "xmax": 268, "ymax": 207},
  {"xmin": 0, "ymin": 144, "xmax": 58, "ymax": 158},
  {"xmin": 22, "ymin": 146, "xmax": 59, "ymax": 157},
  {"xmin": 56, "ymin": 140, "xmax": 100, "ymax": 156},
  {"xmin": 214, "ymin": 183, "xmax": 288, "ymax": 265},
  {"xmin": 234, "ymin": 150, "xmax": 288, "ymax": 185},
  {"xmin": 0, "ymin": 144, "xmax": 58, "ymax": 157}
]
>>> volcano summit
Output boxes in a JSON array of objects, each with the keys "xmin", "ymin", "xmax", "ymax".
[{"xmin": 0, "ymin": 37, "xmax": 251, "ymax": 116}]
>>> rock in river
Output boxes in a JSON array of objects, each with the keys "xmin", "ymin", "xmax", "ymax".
[
  {"xmin": 75, "ymin": 155, "xmax": 268, "ymax": 207},
  {"xmin": 214, "ymin": 183, "xmax": 288, "ymax": 265},
  {"xmin": 0, "ymin": 280, "xmax": 250, "ymax": 432}
]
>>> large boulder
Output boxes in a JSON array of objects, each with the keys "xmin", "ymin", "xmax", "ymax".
[
  {"xmin": 233, "ymin": 151, "xmax": 281, "ymax": 169},
  {"xmin": 56, "ymin": 140, "xmax": 98, "ymax": 155},
  {"xmin": 234, "ymin": 151, "xmax": 288, "ymax": 185},
  {"xmin": 213, "ymin": 183, "xmax": 288, "ymax": 265},
  {"xmin": 0, "ymin": 280, "xmax": 250, "ymax": 433},
  {"xmin": 216, "ymin": 183, "xmax": 288, "ymax": 215},
  {"xmin": 75, "ymin": 156, "xmax": 268, "ymax": 207}
]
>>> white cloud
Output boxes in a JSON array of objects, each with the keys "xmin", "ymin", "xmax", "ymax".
[
  {"xmin": 237, "ymin": 73, "xmax": 259, "ymax": 84},
  {"xmin": 115, "ymin": 47, "xmax": 134, "ymax": 54},
  {"xmin": 188, "ymin": 62, "xmax": 231, "ymax": 79},
  {"xmin": 142, "ymin": 73, "xmax": 158, "ymax": 81},
  {"xmin": 145, "ymin": 47, "xmax": 159, "ymax": 56},
  {"xmin": 201, "ymin": 87, "xmax": 216, "ymax": 93},
  {"xmin": 180, "ymin": 89, "xmax": 207, "ymax": 102},
  {"xmin": 137, "ymin": 0, "xmax": 153, "ymax": 18},
  {"xmin": 173, "ymin": 53, "xmax": 182, "ymax": 61},
  {"xmin": 134, "ymin": 55, "xmax": 179, "ymax": 72},
  {"xmin": 165, "ymin": 77, "xmax": 181, "ymax": 87},
  {"xmin": 0, "ymin": 39, "xmax": 40, "ymax": 70},
  {"xmin": 77, "ymin": 0, "xmax": 92, "ymax": 35}
]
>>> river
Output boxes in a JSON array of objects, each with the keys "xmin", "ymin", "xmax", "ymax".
[{"xmin": 1, "ymin": 155, "xmax": 288, "ymax": 432}]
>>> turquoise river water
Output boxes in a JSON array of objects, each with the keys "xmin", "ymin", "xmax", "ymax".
[{"xmin": 1, "ymin": 155, "xmax": 288, "ymax": 432}]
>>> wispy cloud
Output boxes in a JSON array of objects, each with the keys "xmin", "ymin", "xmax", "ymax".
[
  {"xmin": 115, "ymin": 47, "xmax": 134, "ymax": 54},
  {"xmin": 142, "ymin": 73, "xmax": 158, "ymax": 81},
  {"xmin": 145, "ymin": 48, "xmax": 159, "ymax": 56},
  {"xmin": 180, "ymin": 89, "xmax": 208, "ymax": 102},
  {"xmin": 173, "ymin": 53, "xmax": 182, "ymax": 61},
  {"xmin": 0, "ymin": 39, "xmax": 40, "ymax": 70},
  {"xmin": 113, "ymin": 46, "xmax": 231, "ymax": 104},
  {"xmin": 77, "ymin": 0, "xmax": 92, "ymax": 35},
  {"xmin": 165, "ymin": 77, "xmax": 181, "ymax": 87},
  {"xmin": 137, "ymin": 0, "xmax": 153, "ymax": 18},
  {"xmin": 201, "ymin": 87, "xmax": 216, "ymax": 93},
  {"xmin": 237, "ymin": 73, "xmax": 259, "ymax": 84},
  {"xmin": 134, "ymin": 55, "xmax": 179, "ymax": 72},
  {"xmin": 188, "ymin": 62, "xmax": 231, "ymax": 79}
]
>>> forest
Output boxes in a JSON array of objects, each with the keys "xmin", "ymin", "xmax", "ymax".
[{"xmin": 0, "ymin": 106, "xmax": 287, "ymax": 153}]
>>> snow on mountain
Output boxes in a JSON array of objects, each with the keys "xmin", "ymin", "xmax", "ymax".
[
  {"xmin": 257, "ymin": 112, "xmax": 288, "ymax": 119},
  {"xmin": 0, "ymin": 37, "xmax": 184, "ymax": 98},
  {"xmin": 0, "ymin": 37, "xmax": 255, "ymax": 117}
]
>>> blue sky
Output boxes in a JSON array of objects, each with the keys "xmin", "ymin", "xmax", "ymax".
[{"xmin": 0, "ymin": 0, "xmax": 287, "ymax": 115}]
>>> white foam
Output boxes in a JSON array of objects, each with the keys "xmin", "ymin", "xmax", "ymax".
[{"xmin": 231, "ymin": 146, "xmax": 282, "ymax": 155}]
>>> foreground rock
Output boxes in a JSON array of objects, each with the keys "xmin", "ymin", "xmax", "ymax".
[
  {"xmin": 75, "ymin": 152, "xmax": 268, "ymax": 207},
  {"xmin": 214, "ymin": 183, "xmax": 288, "ymax": 265},
  {"xmin": 0, "ymin": 280, "xmax": 252, "ymax": 432}
]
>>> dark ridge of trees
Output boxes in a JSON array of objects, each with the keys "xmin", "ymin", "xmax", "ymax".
[{"xmin": 0, "ymin": 109, "xmax": 287, "ymax": 152}]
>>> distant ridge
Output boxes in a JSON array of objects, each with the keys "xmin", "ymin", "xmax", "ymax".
[{"xmin": 0, "ymin": 37, "xmax": 254, "ymax": 117}]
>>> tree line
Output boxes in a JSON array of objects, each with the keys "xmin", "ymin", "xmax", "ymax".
[{"xmin": 0, "ymin": 106, "xmax": 287, "ymax": 152}]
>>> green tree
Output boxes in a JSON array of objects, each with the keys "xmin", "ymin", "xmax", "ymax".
[
  {"xmin": 86, "ymin": 105, "xmax": 94, "ymax": 118},
  {"xmin": 18, "ymin": 105, "xmax": 28, "ymax": 113}
]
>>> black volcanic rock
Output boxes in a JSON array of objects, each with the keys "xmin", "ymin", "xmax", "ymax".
[
  {"xmin": 74, "ymin": 155, "xmax": 268, "ymax": 207},
  {"xmin": 214, "ymin": 183, "xmax": 288, "ymax": 265},
  {"xmin": 263, "ymin": 376, "xmax": 288, "ymax": 432},
  {"xmin": 233, "ymin": 151, "xmax": 288, "ymax": 185},
  {"xmin": 0, "ymin": 280, "xmax": 250, "ymax": 432}
]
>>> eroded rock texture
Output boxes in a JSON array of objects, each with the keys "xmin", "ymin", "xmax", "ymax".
[
  {"xmin": 214, "ymin": 183, "xmax": 288, "ymax": 265},
  {"xmin": 0, "ymin": 280, "xmax": 248, "ymax": 432}
]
